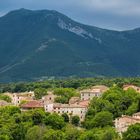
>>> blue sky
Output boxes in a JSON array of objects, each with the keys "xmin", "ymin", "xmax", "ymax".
[{"xmin": 0, "ymin": 0, "xmax": 140, "ymax": 30}]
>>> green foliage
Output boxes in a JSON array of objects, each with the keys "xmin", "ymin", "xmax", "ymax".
[
  {"xmin": 0, "ymin": 95, "xmax": 11, "ymax": 102},
  {"xmin": 25, "ymin": 126, "xmax": 47, "ymax": 140},
  {"xmin": 45, "ymin": 113, "xmax": 66, "ymax": 129},
  {"xmin": 79, "ymin": 127, "xmax": 120, "ymax": 140},
  {"xmin": 0, "ymin": 135, "xmax": 10, "ymax": 140},
  {"xmin": 34, "ymin": 88, "xmax": 48, "ymax": 99},
  {"xmin": 123, "ymin": 123, "xmax": 140, "ymax": 140},
  {"xmin": 1, "ymin": 79, "xmax": 140, "ymax": 140},
  {"xmin": 43, "ymin": 129, "xmax": 65, "ymax": 140},
  {"xmin": 64, "ymin": 124, "xmax": 81, "ymax": 140},
  {"xmin": 85, "ymin": 111, "xmax": 113, "ymax": 129},
  {"xmin": 71, "ymin": 115, "xmax": 80, "ymax": 126},
  {"xmin": 54, "ymin": 88, "xmax": 79, "ymax": 104},
  {"xmin": 13, "ymin": 83, "xmax": 27, "ymax": 92},
  {"xmin": 62, "ymin": 113, "xmax": 69, "ymax": 122},
  {"xmin": 55, "ymin": 96, "xmax": 68, "ymax": 104},
  {"xmin": 125, "ymin": 102, "xmax": 138, "ymax": 116},
  {"xmin": 31, "ymin": 109, "xmax": 46, "ymax": 125}
]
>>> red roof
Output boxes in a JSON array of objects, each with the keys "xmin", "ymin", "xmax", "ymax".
[
  {"xmin": 21, "ymin": 100, "xmax": 44, "ymax": 108},
  {"xmin": 78, "ymin": 100, "xmax": 90, "ymax": 107}
]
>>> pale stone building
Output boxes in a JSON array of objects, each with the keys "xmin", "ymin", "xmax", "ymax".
[
  {"xmin": 4, "ymin": 91, "xmax": 34, "ymax": 106},
  {"xmin": 80, "ymin": 85, "xmax": 108, "ymax": 100},
  {"xmin": 69, "ymin": 97, "xmax": 80, "ymax": 104},
  {"xmin": 132, "ymin": 112, "xmax": 140, "ymax": 119},
  {"xmin": 20, "ymin": 100, "xmax": 44, "ymax": 111},
  {"xmin": 44, "ymin": 97, "xmax": 89, "ymax": 121},
  {"xmin": 45, "ymin": 103, "xmax": 88, "ymax": 121},
  {"xmin": 123, "ymin": 84, "xmax": 140, "ymax": 93},
  {"xmin": 115, "ymin": 113, "xmax": 140, "ymax": 134},
  {"xmin": 42, "ymin": 92, "xmax": 56, "ymax": 104}
]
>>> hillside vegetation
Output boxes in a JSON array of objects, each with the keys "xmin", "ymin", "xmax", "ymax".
[{"xmin": 0, "ymin": 9, "xmax": 140, "ymax": 82}]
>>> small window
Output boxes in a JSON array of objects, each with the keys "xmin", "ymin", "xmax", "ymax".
[
  {"xmin": 81, "ymin": 111, "xmax": 82, "ymax": 114},
  {"xmin": 49, "ymin": 97, "xmax": 51, "ymax": 100}
]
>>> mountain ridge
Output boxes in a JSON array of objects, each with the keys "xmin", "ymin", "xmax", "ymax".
[{"xmin": 0, "ymin": 9, "xmax": 140, "ymax": 82}]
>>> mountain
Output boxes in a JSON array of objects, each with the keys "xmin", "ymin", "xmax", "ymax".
[{"xmin": 0, "ymin": 8, "xmax": 140, "ymax": 82}]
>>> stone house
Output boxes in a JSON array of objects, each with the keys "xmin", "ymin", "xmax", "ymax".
[
  {"xmin": 123, "ymin": 84, "xmax": 140, "ymax": 93},
  {"xmin": 4, "ymin": 92, "xmax": 34, "ymax": 106},
  {"xmin": 115, "ymin": 113, "xmax": 140, "ymax": 134},
  {"xmin": 80, "ymin": 85, "xmax": 108, "ymax": 100},
  {"xmin": 42, "ymin": 92, "xmax": 57, "ymax": 104},
  {"xmin": 20, "ymin": 100, "xmax": 44, "ymax": 111},
  {"xmin": 44, "ymin": 103, "xmax": 88, "ymax": 121},
  {"xmin": 69, "ymin": 97, "xmax": 80, "ymax": 104},
  {"xmin": 43, "ymin": 94, "xmax": 89, "ymax": 121}
]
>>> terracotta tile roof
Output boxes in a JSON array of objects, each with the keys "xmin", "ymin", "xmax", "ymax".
[
  {"xmin": 80, "ymin": 85, "xmax": 108, "ymax": 93},
  {"xmin": 117, "ymin": 115, "xmax": 140, "ymax": 121},
  {"xmin": 78, "ymin": 100, "xmax": 90, "ymax": 107},
  {"xmin": 53, "ymin": 103, "xmax": 87, "ymax": 108},
  {"xmin": 20, "ymin": 100, "xmax": 44, "ymax": 108}
]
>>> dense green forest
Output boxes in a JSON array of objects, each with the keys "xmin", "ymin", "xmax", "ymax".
[
  {"xmin": 1, "ymin": 78, "xmax": 140, "ymax": 140},
  {"xmin": 1, "ymin": 77, "xmax": 140, "ymax": 93}
]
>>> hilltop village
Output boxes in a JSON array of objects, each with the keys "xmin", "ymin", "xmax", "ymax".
[
  {"xmin": 1, "ymin": 84, "xmax": 140, "ymax": 135},
  {"xmin": 2, "ymin": 85, "xmax": 108, "ymax": 121}
]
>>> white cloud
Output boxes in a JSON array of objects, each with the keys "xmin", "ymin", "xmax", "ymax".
[{"xmin": 79, "ymin": 0, "xmax": 140, "ymax": 16}]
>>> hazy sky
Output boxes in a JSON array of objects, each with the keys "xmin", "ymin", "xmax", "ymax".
[{"xmin": 0, "ymin": 0, "xmax": 140, "ymax": 30}]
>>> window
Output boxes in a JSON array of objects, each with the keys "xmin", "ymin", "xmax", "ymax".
[
  {"xmin": 81, "ymin": 111, "xmax": 82, "ymax": 114},
  {"xmin": 49, "ymin": 97, "xmax": 51, "ymax": 100}
]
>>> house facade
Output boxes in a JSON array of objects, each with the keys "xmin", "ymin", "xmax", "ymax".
[
  {"xmin": 123, "ymin": 84, "xmax": 140, "ymax": 93},
  {"xmin": 80, "ymin": 85, "xmax": 108, "ymax": 100},
  {"xmin": 20, "ymin": 100, "xmax": 44, "ymax": 111},
  {"xmin": 42, "ymin": 92, "xmax": 56, "ymax": 104},
  {"xmin": 44, "ymin": 103, "xmax": 88, "ymax": 121},
  {"xmin": 4, "ymin": 92, "xmax": 34, "ymax": 106},
  {"xmin": 115, "ymin": 113, "xmax": 140, "ymax": 134}
]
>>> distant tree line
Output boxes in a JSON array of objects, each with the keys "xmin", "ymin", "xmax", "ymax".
[{"xmin": 1, "ymin": 77, "xmax": 140, "ymax": 93}]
